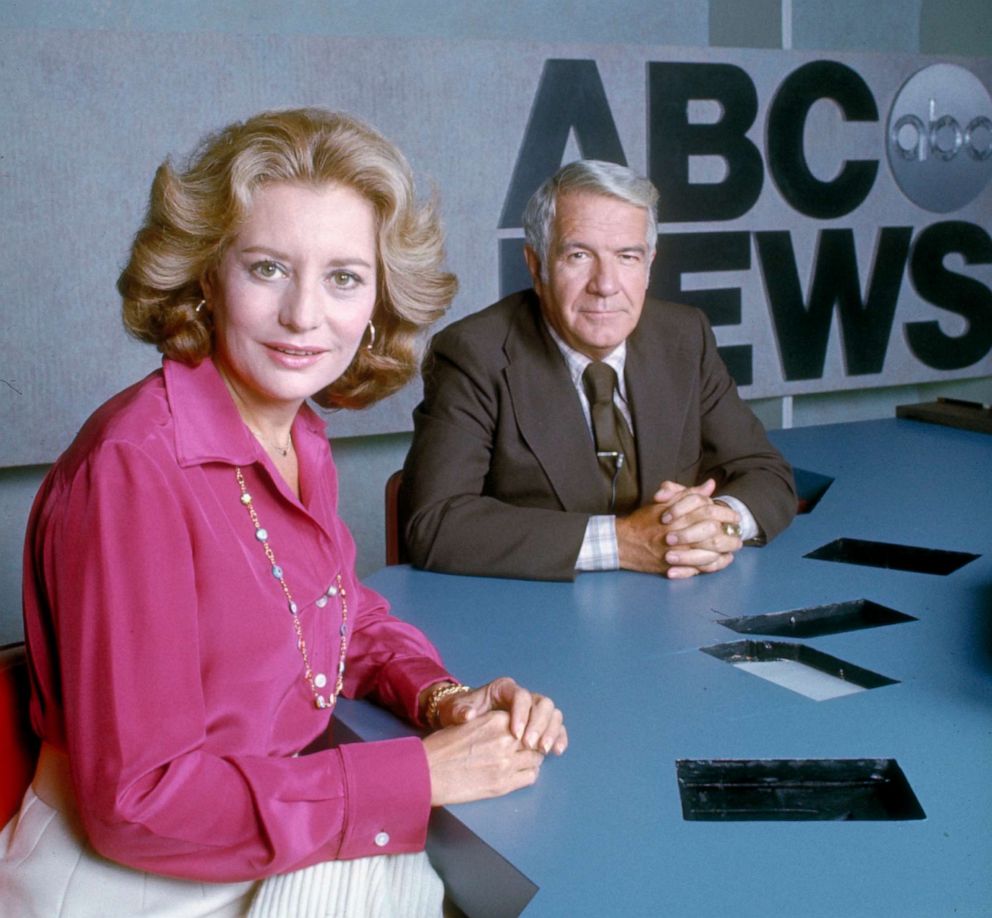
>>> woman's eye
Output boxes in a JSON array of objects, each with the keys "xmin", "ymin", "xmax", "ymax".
[
  {"xmin": 330, "ymin": 270, "xmax": 361, "ymax": 288},
  {"xmin": 250, "ymin": 260, "xmax": 284, "ymax": 280}
]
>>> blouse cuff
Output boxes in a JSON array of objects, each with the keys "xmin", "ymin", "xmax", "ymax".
[
  {"xmin": 378, "ymin": 658, "xmax": 454, "ymax": 727},
  {"xmin": 336, "ymin": 736, "xmax": 432, "ymax": 859}
]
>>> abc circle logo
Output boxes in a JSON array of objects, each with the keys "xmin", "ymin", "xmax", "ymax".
[{"xmin": 887, "ymin": 63, "xmax": 992, "ymax": 213}]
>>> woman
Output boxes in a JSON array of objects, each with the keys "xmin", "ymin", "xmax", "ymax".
[{"xmin": 0, "ymin": 108, "xmax": 567, "ymax": 916}]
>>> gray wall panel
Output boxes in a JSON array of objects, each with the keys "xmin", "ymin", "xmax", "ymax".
[
  {"xmin": 792, "ymin": 0, "xmax": 921, "ymax": 52},
  {"xmin": 0, "ymin": 0, "xmax": 710, "ymax": 44},
  {"xmin": 4, "ymin": 33, "xmax": 991, "ymax": 466}
]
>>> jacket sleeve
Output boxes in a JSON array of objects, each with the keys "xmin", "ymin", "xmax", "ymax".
[
  {"xmin": 692, "ymin": 309, "xmax": 798, "ymax": 541},
  {"xmin": 402, "ymin": 327, "xmax": 590, "ymax": 582}
]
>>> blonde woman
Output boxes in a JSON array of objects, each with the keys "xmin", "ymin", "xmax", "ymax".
[{"xmin": 1, "ymin": 108, "xmax": 566, "ymax": 917}]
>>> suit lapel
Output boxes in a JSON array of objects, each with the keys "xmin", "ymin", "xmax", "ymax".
[
  {"xmin": 625, "ymin": 301, "xmax": 694, "ymax": 495},
  {"xmin": 503, "ymin": 293, "xmax": 606, "ymax": 513}
]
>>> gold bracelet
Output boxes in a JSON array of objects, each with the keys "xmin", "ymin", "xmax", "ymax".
[{"xmin": 425, "ymin": 682, "xmax": 471, "ymax": 729}]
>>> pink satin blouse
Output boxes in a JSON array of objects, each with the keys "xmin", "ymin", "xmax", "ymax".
[{"xmin": 22, "ymin": 357, "xmax": 452, "ymax": 881}]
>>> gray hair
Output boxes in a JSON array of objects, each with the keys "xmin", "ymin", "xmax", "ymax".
[{"xmin": 522, "ymin": 160, "xmax": 659, "ymax": 275}]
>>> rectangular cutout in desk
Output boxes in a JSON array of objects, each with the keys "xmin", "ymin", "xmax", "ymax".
[
  {"xmin": 793, "ymin": 467, "xmax": 834, "ymax": 513},
  {"xmin": 701, "ymin": 639, "xmax": 897, "ymax": 700},
  {"xmin": 719, "ymin": 599, "xmax": 916, "ymax": 638},
  {"xmin": 676, "ymin": 758, "xmax": 926, "ymax": 821},
  {"xmin": 804, "ymin": 538, "xmax": 978, "ymax": 575}
]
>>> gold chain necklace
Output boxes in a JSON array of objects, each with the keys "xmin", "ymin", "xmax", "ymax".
[
  {"xmin": 224, "ymin": 380, "xmax": 294, "ymax": 457},
  {"xmin": 251, "ymin": 428, "xmax": 292, "ymax": 457},
  {"xmin": 241, "ymin": 421, "xmax": 293, "ymax": 457},
  {"xmin": 235, "ymin": 467, "xmax": 348, "ymax": 710}
]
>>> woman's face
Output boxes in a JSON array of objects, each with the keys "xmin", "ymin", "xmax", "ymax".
[{"xmin": 204, "ymin": 181, "xmax": 378, "ymax": 419}]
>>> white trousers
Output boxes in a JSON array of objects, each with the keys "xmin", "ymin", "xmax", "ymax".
[{"xmin": 0, "ymin": 744, "xmax": 443, "ymax": 918}]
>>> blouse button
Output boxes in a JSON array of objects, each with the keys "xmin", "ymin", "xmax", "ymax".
[{"xmin": 374, "ymin": 831, "xmax": 390, "ymax": 848}]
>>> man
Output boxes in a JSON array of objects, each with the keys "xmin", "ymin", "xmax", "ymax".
[{"xmin": 400, "ymin": 160, "xmax": 796, "ymax": 581}]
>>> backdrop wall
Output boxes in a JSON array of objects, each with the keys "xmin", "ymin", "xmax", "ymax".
[{"xmin": 1, "ymin": 0, "xmax": 989, "ymax": 643}]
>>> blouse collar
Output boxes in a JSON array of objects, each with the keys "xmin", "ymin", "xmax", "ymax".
[{"xmin": 163, "ymin": 357, "xmax": 327, "ymax": 469}]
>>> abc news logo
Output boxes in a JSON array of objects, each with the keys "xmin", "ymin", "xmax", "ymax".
[
  {"xmin": 498, "ymin": 59, "xmax": 992, "ymax": 385},
  {"xmin": 888, "ymin": 63, "xmax": 992, "ymax": 213}
]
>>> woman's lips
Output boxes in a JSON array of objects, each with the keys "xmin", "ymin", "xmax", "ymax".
[{"xmin": 265, "ymin": 343, "xmax": 327, "ymax": 368}]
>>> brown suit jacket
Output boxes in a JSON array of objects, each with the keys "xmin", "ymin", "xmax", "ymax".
[{"xmin": 401, "ymin": 289, "xmax": 796, "ymax": 580}]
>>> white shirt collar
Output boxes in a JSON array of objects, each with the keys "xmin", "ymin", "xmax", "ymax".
[{"xmin": 543, "ymin": 319, "xmax": 629, "ymax": 401}]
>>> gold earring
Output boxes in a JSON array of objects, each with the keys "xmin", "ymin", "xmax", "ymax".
[
  {"xmin": 366, "ymin": 321, "xmax": 376, "ymax": 351},
  {"xmin": 195, "ymin": 300, "xmax": 206, "ymax": 314}
]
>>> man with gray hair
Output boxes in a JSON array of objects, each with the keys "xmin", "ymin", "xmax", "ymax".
[{"xmin": 400, "ymin": 160, "xmax": 796, "ymax": 581}]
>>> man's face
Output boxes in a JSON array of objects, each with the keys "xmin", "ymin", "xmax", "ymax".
[{"xmin": 526, "ymin": 190, "xmax": 654, "ymax": 361}]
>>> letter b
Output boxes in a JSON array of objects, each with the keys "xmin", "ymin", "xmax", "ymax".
[{"xmin": 648, "ymin": 62, "xmax": 763, "ymax": 222}]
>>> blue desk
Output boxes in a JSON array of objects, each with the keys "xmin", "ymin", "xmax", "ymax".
[{"xmin": 335, "ymin": 419, "xmax": 992, "ymax": 917}]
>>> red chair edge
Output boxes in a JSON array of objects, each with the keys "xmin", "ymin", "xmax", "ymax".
[{"xmin": 0, "ymin": 642, "xmax": 39, "ymax": 827}]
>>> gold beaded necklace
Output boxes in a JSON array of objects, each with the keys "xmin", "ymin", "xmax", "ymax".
[{"xmin": 235, "ymin": 467, "xmax": 348, "ymax": 710}]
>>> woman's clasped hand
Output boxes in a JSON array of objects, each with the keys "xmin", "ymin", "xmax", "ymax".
[{"xmin": 422, "ymin": 677, "xmax": 568, "ymax": 806}]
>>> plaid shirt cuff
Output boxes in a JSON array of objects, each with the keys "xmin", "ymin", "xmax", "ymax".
[{"xmin": 576, "ymin": 515, "xmax": 620, "ymax": 571}]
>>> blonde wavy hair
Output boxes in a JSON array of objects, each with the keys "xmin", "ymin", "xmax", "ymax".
[{"xmin": 118, "ymin": 108, "xmax": 457, "ymax": 408}]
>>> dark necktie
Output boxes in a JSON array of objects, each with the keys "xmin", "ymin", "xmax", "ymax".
[{"xmin": 582, "ymin": 361, "xmax": 639, "ymax": 514}]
